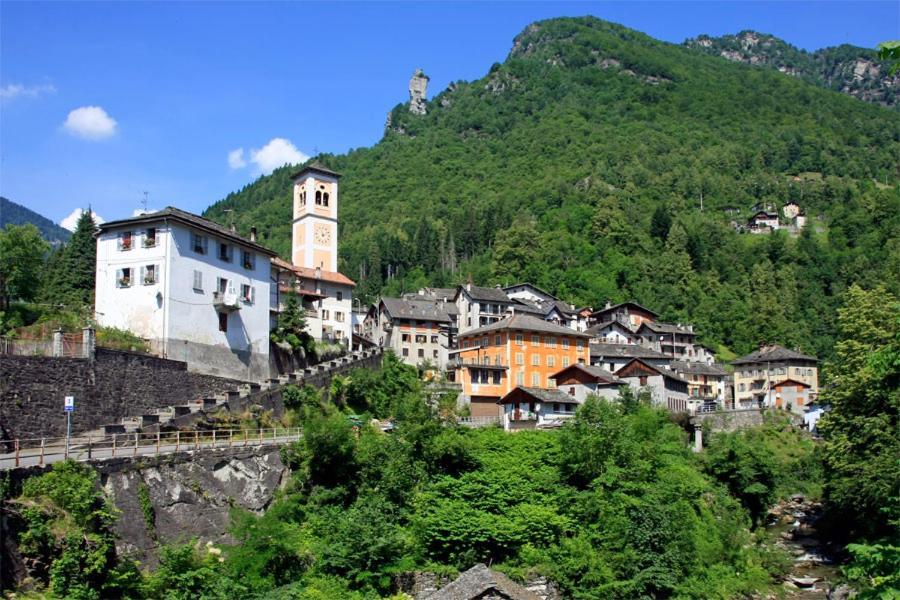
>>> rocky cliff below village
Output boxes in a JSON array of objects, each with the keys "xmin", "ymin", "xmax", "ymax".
[{"xmin": 685, "ymin": 31, "xmax": 899, "ymax": 108}]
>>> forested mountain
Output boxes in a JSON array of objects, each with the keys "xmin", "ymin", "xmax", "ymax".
[
  {"xmin": 0, "ymin": 197, "xmax": 71, "ymax": 245},
  {"xmin": 685, "ymin": 31, "xmax": 899, "ymax": 108},
  {"xmin": 206, "ymin": 16, "xmax": 900, "ymax": 362}
]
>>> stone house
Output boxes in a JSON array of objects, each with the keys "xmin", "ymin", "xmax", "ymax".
[
  {"xmin": 551, "ymin": 363, "xmax": 626, "ymax": 403},
  {"xmin": 671, "ymin": 360, "xmax": 728, "ymax": 410},
  {"xmin": 454, "ymin": 284, "xmax": 515, "ymax": 335},
  {"xmin": 590, "ymin": 342, "xmax": 671, "ymax": 373},
  {"xmin": 364, "ymin": 296, "xmax": 454, "ymax": 370},
  {"xmin": 499, "ymin": 386, "xmax": 581, "ymax": 431},
  {"xmin": 614, "ymin": 358, "xmax": 691, "ymax": 413},
  {"xmin": 588, "ymin": 301, "xmax": 659, "ymax": 329}
]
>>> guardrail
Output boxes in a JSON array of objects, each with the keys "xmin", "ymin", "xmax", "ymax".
[{"xmin": 0, "ymin": 427, "xmax": 303, "ymax": 470}]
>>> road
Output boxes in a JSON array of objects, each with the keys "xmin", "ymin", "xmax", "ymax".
[{"xmin": 0, "ymin": 433, "xmax": 302, "ymax": 470}]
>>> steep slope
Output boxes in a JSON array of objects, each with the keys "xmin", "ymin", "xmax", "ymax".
[
  {"xmin": 206, "ymin": 17, "xmax": 900, "ymax": 360},
  {"xmin": 685, "ymin": 31, "xmax": 898, "ymax": 108},
  {"xmin": 0, "ymin": 197, "xmax": 71, "ymax": 245}
]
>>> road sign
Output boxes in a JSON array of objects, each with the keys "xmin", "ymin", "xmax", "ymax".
[{"xmin": 64, "ymin": 396, "xmax": 75, "ymax": 412}]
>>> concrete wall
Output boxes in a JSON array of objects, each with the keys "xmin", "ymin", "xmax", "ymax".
[{"xmin": 0, "ymin": 349, "xmax": 243, "ymax": 440}]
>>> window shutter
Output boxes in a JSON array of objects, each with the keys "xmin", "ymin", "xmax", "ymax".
[
  {"xmin": 116, "ymin": 269, "xmax": 123, "ymax": 284},
  {"xmin": 193, "ymin": 270, "xmax": 202, "ymax": 290},
  {"xmin": 250, "ymin": 286, "xmax": 256, "ymax": 304},
  {"xmin": 140, "ymin": 266, "xmax": 146, "ymax": 283}
]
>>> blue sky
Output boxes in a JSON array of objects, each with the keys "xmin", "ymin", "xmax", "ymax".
[{"xmin": 2, "ymin": 1, "xmax": 898, "ymax": 228}]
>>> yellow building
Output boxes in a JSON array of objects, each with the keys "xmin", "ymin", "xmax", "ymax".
[
  {"xmin": 731, "ymin": 344, "xmax": 818, "ymax": 409},
  {"xmin": 452, "ymin": 313, "xmax": 591, "ymax": 418}
]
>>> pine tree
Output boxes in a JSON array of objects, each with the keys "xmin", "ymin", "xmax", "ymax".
[{"xmin": 41, "ymin": 209, "xmax": 97, "ymax": 309}]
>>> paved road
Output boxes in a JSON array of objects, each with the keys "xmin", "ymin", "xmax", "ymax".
[{"xmin": 0, "ymin": 434, "xmax": 302, "ymax": 470}]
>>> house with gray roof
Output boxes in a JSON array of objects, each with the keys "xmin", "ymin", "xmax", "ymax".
[
  {"xmin": 731, "ymin": 344, "xmax": 818, "ymax": 409},
  {"xmin": 454, "ymin": 283, "xmax": 516, "ymax": 335},
  {"xmin": 671, "ymin": 360, "xmax": 728, "ymax": 409},
  {"xmin": 365, "ymin": 296, "xmax": 455, "ymax": 370},
  {"xmin": 499, "ymin": 386, "xmax": 580, "ymax": 430},
  {"xmin": 590, "ymin": 342, "xmax": 671, "ymax": 373}
]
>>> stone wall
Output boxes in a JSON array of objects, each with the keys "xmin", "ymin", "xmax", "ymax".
[
  {"xmin": 690, "ymin": 408, "xmax": 801, "ymax": 432},
  {"xmin": 0, "ymin": 349, "xmax": 243, "ymax": 441}
]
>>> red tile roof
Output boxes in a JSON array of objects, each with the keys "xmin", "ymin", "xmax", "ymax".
[{"xmin": 271, "ymin": 257, "xmax": 356, "ymax": 287}]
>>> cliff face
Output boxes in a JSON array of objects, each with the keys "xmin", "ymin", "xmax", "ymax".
[{"xmin": 685, "ymin": 31, "xmax": 899, "ymax": 108}]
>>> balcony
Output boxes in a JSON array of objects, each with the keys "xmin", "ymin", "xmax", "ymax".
[
  {"xmin": 511, "ymin": 411, "xmax": 538, "ymax": 422},
  {"xmin": 213, "ymin": 291, "xmax": 241, "ymax": 312}
]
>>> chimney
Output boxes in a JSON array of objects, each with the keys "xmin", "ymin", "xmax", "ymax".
[
  {"xmin": 250, "ymin": 226, "xmax": 257, "ymax": 242},
  {"xmin": 230, "ymin": 223, "xmax": 237, "ymax": 232},
  {"xmin": 605, "ymin": 300, "xmax": 612, "ymax": 309},
  {"xmin": 466, "ymin": 283, "xmax": 471, "ymax": 292}
]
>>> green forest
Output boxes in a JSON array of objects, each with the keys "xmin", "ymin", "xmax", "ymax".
[
  {"xmin": 205, "ymin": 17, "xmax": 900, "ymax": 364},
  {"xmin": 5, "ymin": 284, "xmax": 898, "ymax": 599}
]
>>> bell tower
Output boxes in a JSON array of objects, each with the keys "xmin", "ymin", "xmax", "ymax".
[{"xmin": 290, "ymin": 162, "xmax": 340, "ymax": 271}]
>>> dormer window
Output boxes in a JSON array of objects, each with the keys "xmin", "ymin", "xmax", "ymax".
[{"xmin": 118, "ymin": 231, "xmax": 133, "ymax": 251}]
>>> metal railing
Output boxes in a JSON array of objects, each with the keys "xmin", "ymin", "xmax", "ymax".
[{"xmin": 0, "ymin": 427, "xmax": 302, "ymax": 470}]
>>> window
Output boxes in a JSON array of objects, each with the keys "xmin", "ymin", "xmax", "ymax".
[
  {"xmin": 402, "ymin": 347, "xmax": 409, "ymax": 357},
  {"xmin": 568, "ymin": 386, "xmax": 576, "ymax": 396},
  {"xmin": 192, "ymin": 233, "xmax": 207, "ymax": 254},
  {"xmin": 118, "ymin": 231, "xmax": 133, "ymax": 251},
  {"xmin": 335, "ymin": 312, "xmax": 345, "ymax": 322},
  {"xmin": 553, "ymin": 402, "xmax": 560, "ymax": 412},
  {"xmin": 531, "ymin": 354, "xmax": 541, "ymax": 366},
  {"xmin": 547, "ymin": 355, "xmax": 556, "ymax": 368},
  {"xmin": 431, "ymin": 335, "xmax": 438, "ymax": 344},
  {"xmin": 516, "ymin": 372, "xmax": 524, "ymax": 385},
  {"xmin": 321, "ymin": 309, "xmax": 330, "ymax": 320},
  {"xmin": 531, "ymin": 373, "xmax": 540, "ymax": 386},
  {"xmin": 143, "ymin": 228, "xmax": 157, "ymax": 248},
  {"xmin": 116, "ymin": 268, "xmax": 132, "ymax": 288},
  {"xmin": 217, "ymin": 277, "xmax": 228, "ymax": 294},
  {"xmin": 515, "ymin": 334, "xmax": 524, "ymax": 345},
  {"xmin": 402, "ymin": 333, "xmax": 410, "ymax": 343},
  {"xmin": 609, "ymin": 362, "xmax": 615, "ymax": 372},
  {"xmin": 433, "ymin": 349, "xmax": 438, "ymax": 358},
  {"xmin": 192, "ymin": 270, "xmax": 203, "ymax": 291},
  {"xmin": 218, "ymin": 243, "xmax": 232, "ymax": 262},
  {"xmin": 299, "ymin": 189, "xmax": 306, "ymax": 206},
  {"xmin": 481, "ymin": 336, "xmax": 488, "ymax": 348},
  {"xmin": 242, "ymin": 250, "xmax": 254, "ymax": 270},
  {"xmin": 322, "ymin": 192, "xmax": 330, "ymax": 207},
  {"xmin": 532, "ymin": 334, "xmax": 540, "ymax": 345},
  {"xmin": 492, "ymin": 371, "xmax": 501, "ymax": 385},
  {"xmin": 416, "ymin": 334, "xmax": 427, "ymax": 343},
  {"xmin": 494, "ymin": 334, "xmax": 501, "ymax": 345},
  {"xmin": 418, "ymin": 348, "xmax": 425, "ymax": 358},
  {"xmin": 562, "ymin": 338, "xmax": 570, "ymax": 349},
  {"xmin": 548, "ymin": 337, "xmax": 557, "ymax": 348},
  {"xmin": 315, "ymin": 191, "xmax": 322, "ymax": 205},
  {"xmin": 562, "ymin": 356, "xmax": 569, "ymax": 367},
  {"xmin": 739, "ymin": 383, "xmax": 746, "ymax": 392},
  {"xmin": 218, "ymin": 312, "xmax": 228, "ymax": 332},
  {"xmin": 336, "ymin": 291, "xmax": 343, "ymax": 301},
  {"xmin": 639, "ymin": 375, "xmax": 648, "ymax": 386},
  {"xmin": 576, "ymin": 339, "xmax": 583, "ymax": 348},
  {"xmin": 241, "ymin": 284, "xmax": 254, "ymax": 304},
  {"xmin": 141, "ymin": 264, "xmax": 157, "ymax": 285},
  {"xmin": 515, "ymin": 352, "xmax": 524, "ymax": 365},
  {"xmin": 494, "ymin": 355, "xmax": 502, "ymax": 366}
]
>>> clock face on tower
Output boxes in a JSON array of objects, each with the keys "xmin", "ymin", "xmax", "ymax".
[{"xmin": 313, "ymin": 223, "xmax": 332, "ymax": 245}]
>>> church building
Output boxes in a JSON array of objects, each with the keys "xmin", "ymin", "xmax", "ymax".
[{"xmin": 273, "ymin": 162, "xmax": 355, "ymax": 346}]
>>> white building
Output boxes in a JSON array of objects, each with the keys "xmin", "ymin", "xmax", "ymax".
[
  {"xmin": 499, "ymin": 387, "xmax": 580, "ymax": 431},
  {"xmin": 95, "ymin": 207, "xmax": 277, "ymax": 381},
  {"xmin": 614, "ymin": 358, "xmax": 691, "ymax": 413},
  {"xmin": 272, "ymin": 258, "xmax": 355, "ymax": 345},
  {"xmin": 287, "ymin": 162, "xmax": 354, "ymax": 345},
  {"xmin": 551, "ymin": 363, "xmax": 626, "ymax": 403}
]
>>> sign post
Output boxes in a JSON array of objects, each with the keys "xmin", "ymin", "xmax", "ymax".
[{"xmin": 64, "ymin": 396, "xmax": 75, "ymax": 458}]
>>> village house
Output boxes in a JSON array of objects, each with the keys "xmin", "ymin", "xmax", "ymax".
[
  {"xmin": 454, "ymin": 284, "xmax": 515, "ymax": 335},
  {"xmin": 637, "ymin": 321, "xmax": 700, "ymax": 359},
  {"xmin": 747, "ymin": 210, "xmax": 780, "ymax": 233},
  {"xmin": 671, "ymin": 360, "xmax": 728, "ymax": 411},
  {"xmin": 287, "ymin": 162, "xmax": 355, "ymax": 345},
  {"xmin": 451, "ymin": 313, "xmax": 591, "ymax": 419},
  {"xmin": 585, "ymin": 318, "xmax": 639, "ymax": 344},
  {"xmin": 589, "ymin": 300, "xmax": 659, "ymax": 329},
  {"xmin": 614, "ymin": 358, "xmax": 691, "ymax": 413},
  {"xmin": 364, "ymin": 297, "xmax": 453, "ymax": 369},
  {"xmin": 590, "ymin": 342, "xmax": 671, "ymax": 373},
  {"xmin": 772, "ymin": 379, "xmax": 814, "ymax": 414},
  {"xmin": 499, "ymin": 386, "xmax": 581, "ymax": 430},
  {"xmin": 272, "ymin": 257, "xmax": 355, "ymax": 344},
  {"xmin": 551, "ymin": 363, "xmax": 626, "ymax": 403},
  {"xmin": 94, "ymin": 207, "xmax": 276, "ymax": 380},
  {"xmin": 731, "ymin": 344, "xmax": 818, "ymax": 408}
]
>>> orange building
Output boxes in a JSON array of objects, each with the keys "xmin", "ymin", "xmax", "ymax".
[{"xmin": 452, "ymin": 314, "xmax": 592, "ymax": 418}]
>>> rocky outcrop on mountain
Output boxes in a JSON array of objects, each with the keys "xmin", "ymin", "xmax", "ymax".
[
  {"xmin": 685, "ymin": 31, "xmax": 898, "ymax": 108},
  {"xmin": 409, "ymin": 68, "xmax": 429, "ymax": 115}
]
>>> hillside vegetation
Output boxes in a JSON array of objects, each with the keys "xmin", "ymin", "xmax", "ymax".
[
  {"xmin": 0, "ymin": 197, "xmax": 71, "ymax": 246},
  {"xmin": 206, "ymin": 17, "xmax": 900, "ymax": 362}
]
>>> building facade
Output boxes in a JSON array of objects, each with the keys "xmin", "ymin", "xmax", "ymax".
[
  {"xmin": 95, "ymin": 207, "xmax": 276, "ymax": 381},
  {"xmin": 452, "ymin": 314, "xmax": 591, "ymax": 418},
  {"xmin": 551, "ymin": 363, "xmax": 626, "ymax": 403},
  {"xmin": 614, "ymin": 358, "xmax": 691, "ymax": 413},
  {"xmin": 366, "ymin": 297, "xmax": 453, "ymax": 369},
  {"xmin": 499, "ymin": 387, "xmax": 580, "ymax": 431},
  {"xmin": 731, "ymin": 344, "xmax": 818, "ymax": 408},
  {"xmin": 272, "ymin": 258, "xmax": 354, "ymax": 344}
]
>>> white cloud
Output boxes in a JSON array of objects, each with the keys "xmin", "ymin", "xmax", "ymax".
[
  {"xmin": 228, "ymin": 148, "xmax": 247, "ymax": 169},
  {"xmin": 132, "ymin": 208, "xmax": 158, "ymax": 217},
  {"xmin": 60, "ymin": 208, "xmax": 105, "ymax": 232},
  {"xmin": 63, "ymin": 106, "xmax": 118, "ymax": 140},
  {"xmin": 249, "ymin": 138, "xmax": 308, "ymax": 174},
  {"xmin": 0, "ymin": 82, "xmax": 56, "ymax": 100}
]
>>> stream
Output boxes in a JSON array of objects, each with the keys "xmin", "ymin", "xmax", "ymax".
[{"xmin": 766, "ymin": 495, "xmax": 851, "ymax": 599}]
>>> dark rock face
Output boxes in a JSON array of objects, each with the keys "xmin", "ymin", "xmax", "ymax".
[{"xmin": 98, "ymin": 447, "xmax": 289, "ymax": 567}]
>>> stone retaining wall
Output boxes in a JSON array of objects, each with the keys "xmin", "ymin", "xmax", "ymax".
[{"xmin": 0, "ymin": 349, "xmax": 243, "ymax": 440}]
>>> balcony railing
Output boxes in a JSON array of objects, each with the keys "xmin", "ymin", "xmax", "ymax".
[{"xmin": 213, "ymin": 291, "xmax": 241, "ymax": 312}]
